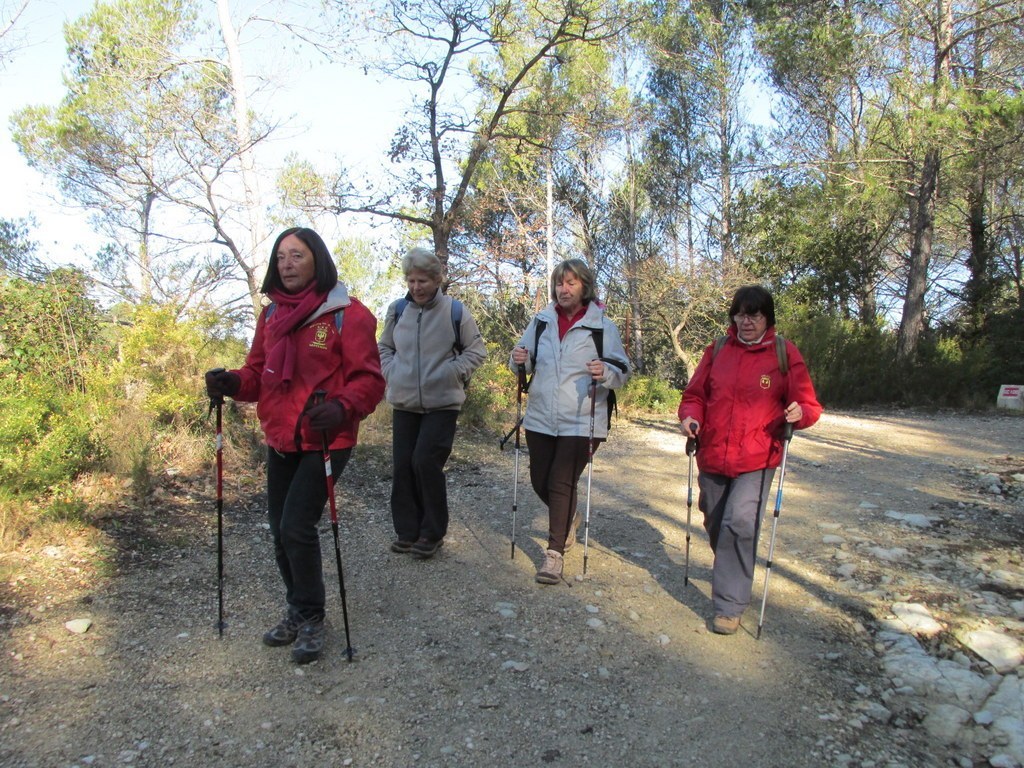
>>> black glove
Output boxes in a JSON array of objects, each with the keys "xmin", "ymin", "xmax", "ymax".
[
  {"xmin": 307, "ymin": 399, "xmax": 347, "ymax": 431},
  {"xmin": 205, "ymin": 369, "xmax": 241, "ymax": 399}
]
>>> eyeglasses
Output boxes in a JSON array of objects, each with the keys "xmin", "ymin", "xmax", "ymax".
[{"xmin": 733, "ymin": 312, "xmax": 765, "ymax": 322}]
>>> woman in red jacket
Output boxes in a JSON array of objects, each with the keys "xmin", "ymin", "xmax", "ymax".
[
  {"xmin": 678, "ymin": 285, "xmax": 821, "ymax": 635},
  {"xmin": 205, "ymin": 227, "xmax": 385, "ymax": 664}
]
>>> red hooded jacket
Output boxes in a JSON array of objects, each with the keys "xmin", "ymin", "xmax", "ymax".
[
  {"xmin": 678, "ymin": 326, "xmax": 822, "ymax": 478},
  {"xmin": 232, "ymin": 285, "xmax": 385, "ymax": 452}
]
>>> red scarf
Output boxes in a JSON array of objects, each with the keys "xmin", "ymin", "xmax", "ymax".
[{"xmin": 263, "ymin": 284, "xmax": 326, "ymax": 390}]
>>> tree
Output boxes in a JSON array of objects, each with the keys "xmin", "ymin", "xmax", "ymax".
[{"xmin": 287, "ymin": 0, "xmax": 634, "ymax": 270}]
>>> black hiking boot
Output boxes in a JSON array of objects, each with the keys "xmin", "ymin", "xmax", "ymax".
[
  {"xmin": 291, "ymin": 617, "xmax": 326, "ymax": 664},
  {"xmin": 262, "ymin": 612, "xmax": 301, "ymax": 647}
]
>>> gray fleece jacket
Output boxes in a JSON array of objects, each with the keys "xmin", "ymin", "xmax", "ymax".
[{"xmin": 378, "ymin": 288, "xmax": 487, "ymax": 413}]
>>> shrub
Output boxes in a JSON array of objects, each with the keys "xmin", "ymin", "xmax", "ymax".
[
  {"xmin": 618, "ymin": 375, "xmax": 680, "ymax": 414},
  {"xmin": 461, "ymin": 352, "xmax": 518, "ymax": 431}
]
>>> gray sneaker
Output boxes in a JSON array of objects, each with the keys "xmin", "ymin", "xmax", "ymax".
[
  {"xmin": 262, "ymin": 612, "xmax": 301, "ymax": 647},
  {"xmin": 291, "ymin": 618, "xmax": 326, "ymax": 664}
]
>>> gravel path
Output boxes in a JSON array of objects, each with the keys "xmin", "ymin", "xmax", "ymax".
[{"xmin": 1, "ymin": 410, "xmax": 1021, "ymax": 767}]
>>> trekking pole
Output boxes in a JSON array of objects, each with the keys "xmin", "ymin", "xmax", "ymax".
[
  {"xmin": 208, "ymin": 370, "xmax": 226, "ymax": 638},
  {"xmin": 683, "ymin": 434, "xmax": 698, "ymax": 587},
  {"xmin": 757, "ymin": 421, "xmax": 794, "ymax": 640},
  {"xmin": 499, "ymin": 365, "xmax": 527, "ymax": 559},
  {"xmin": 582, "ymin": 378, "xmax": 597, "ymax": 575},
  {"xmin": 313, "ymin": 390, "xmax": 355, "ymax": 662}
]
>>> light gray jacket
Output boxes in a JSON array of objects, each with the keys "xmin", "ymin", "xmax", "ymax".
[
  {"xmin": 379, "ymin": 288, "xmax": 487, "ymax": 413},
  {"xmin": 509, "ymin": 301, "xmax": 630, "ymax": 439}
]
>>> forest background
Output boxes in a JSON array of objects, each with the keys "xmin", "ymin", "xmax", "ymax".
[{"xmin": 0, "ymin": 0, "xmax": 1022, "ymax": 551}]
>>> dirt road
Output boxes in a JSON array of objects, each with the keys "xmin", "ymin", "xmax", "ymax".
[{"xmin": 1, "ymin": 410, "xmax": 1021, "ymax": 767}]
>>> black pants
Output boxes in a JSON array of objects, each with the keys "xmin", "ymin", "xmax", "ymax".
[
  {"xmin": 525, "ymin": 431, "xmax": 601, "ymax": 554},
  {"xmin": 390, "ymin": 409, "xmax": 459, "ymax": 543},
  {"xmin": 266, "ymin": 447, "xmax": 351, "ymax": 621}
]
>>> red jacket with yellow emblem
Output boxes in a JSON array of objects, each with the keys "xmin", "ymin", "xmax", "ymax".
[
  {"xmin": 677, "ymin": 326, "xmax": 821, "ymax": 478},
  {"xmin": 232, "ymin": 284, "xmax": 385, "ymax": 452}
]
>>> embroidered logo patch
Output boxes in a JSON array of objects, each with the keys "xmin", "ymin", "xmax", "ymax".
[
  {"xmin": 310, "ymin": 323, "xmax": 329, "ymax": 350},
  {"xmin": 760, "ymin": 374, "xmax": 772, "ymax": 389}
]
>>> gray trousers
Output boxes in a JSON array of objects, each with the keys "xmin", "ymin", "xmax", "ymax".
[{"xmin": 698, "ymin": 467, "xmax": 776, "ymax": 618}]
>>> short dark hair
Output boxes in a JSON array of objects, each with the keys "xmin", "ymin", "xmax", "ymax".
[
  {"xmin": 260, "ymin": 227, "xmax": 338, "ymax": 294},
  {"xmin": 550, "ymin": 258, "xmax": 597, "ymax": 304},
  {"xmin": 728, "ymin": 285, "xmax": 775, "ymax": 327}
]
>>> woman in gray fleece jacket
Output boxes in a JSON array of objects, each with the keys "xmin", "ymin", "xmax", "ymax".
[{"xmin": 378, "ymin": 247, "xmax": 487, "ymax": 558}]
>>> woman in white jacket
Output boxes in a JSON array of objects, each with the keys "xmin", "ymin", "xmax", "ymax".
[{"xmin": 510, "ymin": 259, "xmax": 630, "ymax": 584}]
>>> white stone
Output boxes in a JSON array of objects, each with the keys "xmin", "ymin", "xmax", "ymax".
[
  {"xmin": 983, "ymin": 675, "xmax": 1024, "ymax": 766},
  {"xmin": 586, "ymin": 618, "xmax": 604, "ymax": 629},
  {"xmin": 974, "ymin": 710, "xmax": 995, "ymax": 726},
  {"xmin": 884, "ymin": 510, "xmax": 934, "ymax": 528},
  {"xmin": 922, "ymin": 704, "xmax": 970, "ymax": 744},
  {"xmin": 822, "ymin": 534, "xmax": 845, "ymax": 545},
  {"xmin": 501, "ymin": 660, "xmax": 530, "ymax": 672},
  {"xmin": 657, "ymin": 634, "xmax": 670, "ymax": 646},
  {"xmin": 886, "ymin": 602, "xmax": 944, "ymax": 637},
  {"xmin": 959, "ymin": 629, "xmax": 1023, "ymax": 674},
  {"xmin": 858, "ymin": 501, "xmax": 879, "ymax": 509},
  {"xmin": 879, "ymin": 631, "xmax": 995, "ymax": 709},
  {"xmin": 867, "ymin": 546, "xmax": 909, "ymax": 562},
  {"xmin": 836, "ymin": 563, "xmax": 858, "ymax": 579},
  {"xmin": 990, "ymin": 570, "xmax": 1024, "ymax": 590},
  {"xmin": 64, "ymin": 618, "xmax": 92, "ymax": 634}
]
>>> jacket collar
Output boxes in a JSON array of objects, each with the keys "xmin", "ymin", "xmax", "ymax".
[{"xmin": 306, "ymin": 283, "xmax": 351, "ymax": 323}]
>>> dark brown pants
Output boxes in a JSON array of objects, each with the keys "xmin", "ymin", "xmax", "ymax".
[{"xmin": 525, "ymin": 431, "xmax": 602, "ymax": 553}]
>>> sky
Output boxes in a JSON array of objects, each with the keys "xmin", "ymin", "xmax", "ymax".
[
  {"xmin": 0, "ymin": 0, "xmax": 413, "ymax": 273},
  {"xmin": 1, "ymin": 1, "xmax": 776, "ymax": 280}
]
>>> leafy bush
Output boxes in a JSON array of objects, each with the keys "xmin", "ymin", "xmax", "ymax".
[
  {"xmin": 461, "ymin": 352, "xmax": 518, "ymax": 431},
  {"xmin": 618, "ymin": 375, "xmax": 680, "ymax": 414}
]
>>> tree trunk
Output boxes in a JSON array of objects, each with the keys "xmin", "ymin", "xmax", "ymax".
[
  {"xmin": 897, "ymin": 147, "xmax": 939, "ymax": 361},
  {"xmin": 217, "ymin": 0, "xmax": 267, "ymax": 317}
]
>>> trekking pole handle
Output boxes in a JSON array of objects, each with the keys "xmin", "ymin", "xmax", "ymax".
[
  {"xmin": 208, "ymin": 367, "xmax": 226, "ymax": 408},
  {"xmin": 685, "ymin": 436, "xmax": 698, "ymax": 456},
  {"xmin": 782, "ymin": 421, "xmax": 794, "ymax": 441}
]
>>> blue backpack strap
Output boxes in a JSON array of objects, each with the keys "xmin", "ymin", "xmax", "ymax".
[
  {"xmin": 451, "ymin": 299, "xmax": 464, "ymax": 353},
  {"xmin": 396, "ymin": 296, "xmax": 463, "ymax": 353}
]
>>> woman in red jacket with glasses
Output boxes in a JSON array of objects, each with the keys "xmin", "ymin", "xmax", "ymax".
[{"xmin": 678, "ymin": 285, "xmax": 821, "ymax": 636}]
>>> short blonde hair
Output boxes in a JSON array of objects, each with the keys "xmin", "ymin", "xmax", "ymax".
[{"xmin": 402, "ymin": 247, "xmax": 443, "ymax": 281}]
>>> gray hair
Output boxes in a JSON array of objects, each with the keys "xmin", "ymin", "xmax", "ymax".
[{"xmin": 402, "ymin": 247, "xmax": 443, "ymax": 281}]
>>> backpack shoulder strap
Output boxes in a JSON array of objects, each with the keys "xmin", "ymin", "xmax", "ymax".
[
  {"xmin": 394, "ymin": 298, "xmax": 409, "ymax": 323},
  {"xmin": 523, "ymin": 318, "xmax": 548, "ymax": 393},
  {"xmin": 775, "ymin": 335, "xmax": 788, "ymax": 375},
  {"xmin": 713, "ymin": 335, "xmax": 728, "ymax": 358},
  {"xmin": 451, "ymin": 299, "xmax": 464, "ymax": 353}
]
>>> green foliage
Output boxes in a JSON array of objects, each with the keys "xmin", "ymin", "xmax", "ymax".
[
  {"xmin": 460, "ymin": 352, "xmax": 519, "ymax": 432},
  {"xmin": 103, "ymin": 303, "xmax": 210, "ymax": 425},
  {"xmin": 617, "ymin": 375, "xmax": 679, "ymax": 413},
  {"xmin": 0, "ymin": 269, "xmax": 104, "ymax": 497},
  {"xmin": 0, "ymin": 379, "xmax": 101, "ymax": 494}
]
